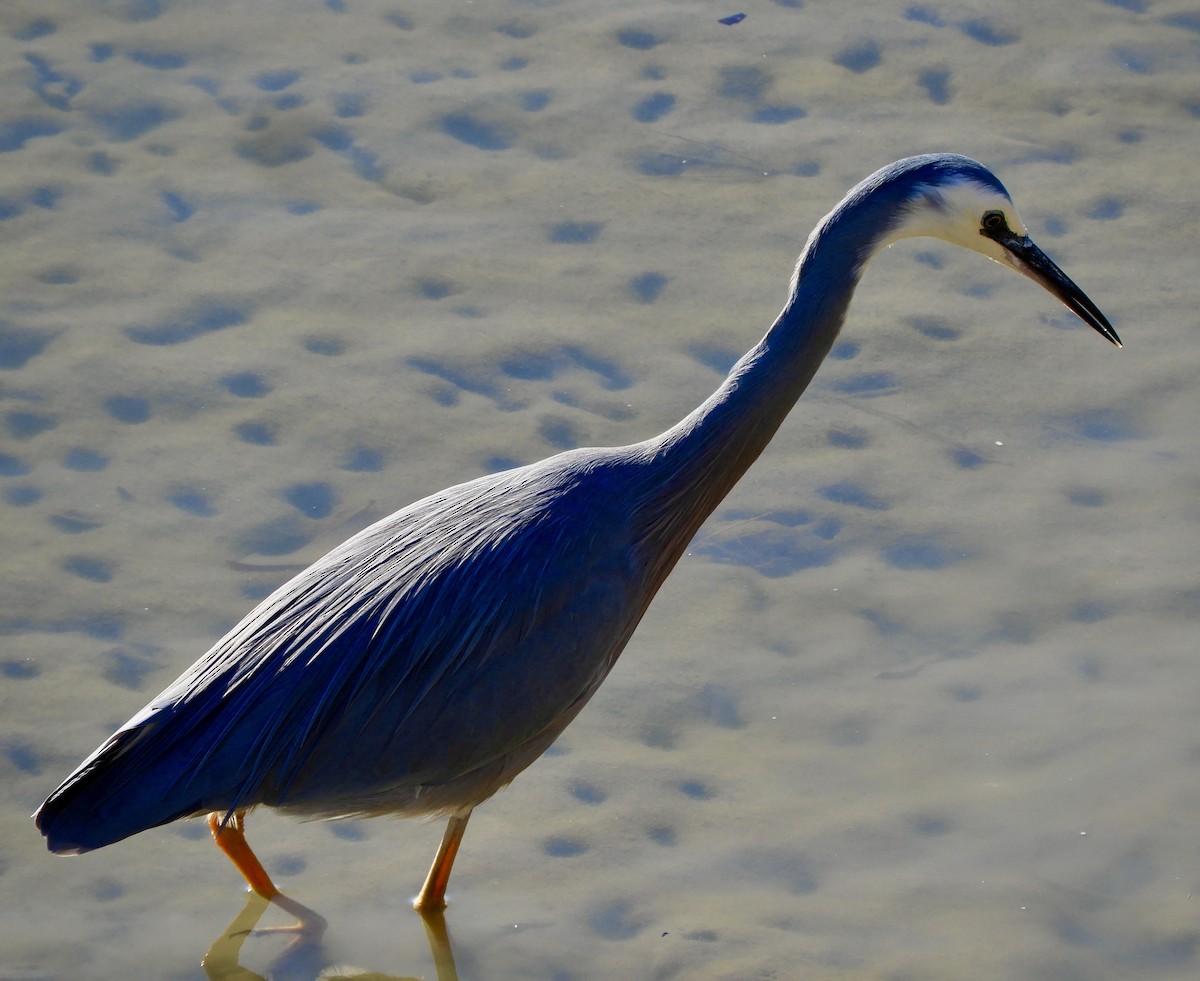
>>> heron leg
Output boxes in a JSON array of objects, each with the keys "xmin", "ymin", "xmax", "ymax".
[
  {"xmin": 209, "ymin": 811, "xmax": 279, "ymax": 899},
  {"xmin": 420, "ymin": 909, "xmax": 460, "ymax": 981},
  {"xmin": 414, "ymin": 809, "xmax": 472, "ymax": 914}
]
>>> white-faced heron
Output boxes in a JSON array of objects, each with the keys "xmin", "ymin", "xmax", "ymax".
[{"xmin": 35, "ymin": 154, "xmax": 1120, "ymax": 912}]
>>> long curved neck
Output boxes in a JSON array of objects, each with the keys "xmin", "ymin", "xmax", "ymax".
[{"xmin": 632, "ymin": 180, "xmax": 901, "ymax": 557}]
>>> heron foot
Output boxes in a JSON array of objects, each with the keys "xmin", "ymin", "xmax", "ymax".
[{"xmin": 252, "ymin": 891, "xmax": 328, "ymax": 941}]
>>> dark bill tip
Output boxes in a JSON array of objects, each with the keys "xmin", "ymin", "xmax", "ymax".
[{"xmin": 992, "ymin": 232, "xmax": 1122, "ymax": 347}]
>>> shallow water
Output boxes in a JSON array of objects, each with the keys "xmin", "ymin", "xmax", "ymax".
[{"xmin": 2, "ymin": 0, "xmax": 1198, "ymax": 978}]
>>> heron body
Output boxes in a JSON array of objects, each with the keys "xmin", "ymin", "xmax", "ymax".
[{"xmin": 35, "ymin": 154, "xmax": 1119, "ymax": 910}]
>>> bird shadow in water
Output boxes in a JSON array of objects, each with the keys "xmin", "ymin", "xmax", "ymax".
[{"xmin": 202, "ymin": 892, "xmax": 459, "ymax": 981}]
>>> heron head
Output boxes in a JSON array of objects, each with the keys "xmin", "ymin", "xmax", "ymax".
[
  {"xmin": 895, "ymin": 175, "xmax": 1025, "ymax": 256},
  {"xmin": 877, "ymin": 160, "xmax": 1121, "ymax": 346}
]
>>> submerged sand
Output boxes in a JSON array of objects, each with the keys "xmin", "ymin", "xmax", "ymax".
[{"xmin": 2, "ymin": 0, "xmax": 1198, "ymax": 978}]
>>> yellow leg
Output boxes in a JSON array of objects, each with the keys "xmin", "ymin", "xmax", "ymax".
[
  {"xmin": 209, "ymin": 811, "xmax": 279, "ymax": 899},
  {"xmin": 421, "ymin": 909, "xmax": 461, "ymax": 981},
  {"xmin": 414, "ymin": 810, "xmax": 472, "ymax": 914}
]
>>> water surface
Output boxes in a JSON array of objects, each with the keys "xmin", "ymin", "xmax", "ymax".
[{"xmin": 2, "ymin": 0, "xmax": 1198, "ymax": 978}]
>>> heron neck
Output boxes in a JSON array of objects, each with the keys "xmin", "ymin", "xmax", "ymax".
[{"xmin": 635, "ymin": 190, "xmax": 887, "ymax": 554}]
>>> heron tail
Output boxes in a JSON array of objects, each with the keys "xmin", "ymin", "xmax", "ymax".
[{"xmin": 34, "ymin": 723, "xmax": 204, "ymax": 854}]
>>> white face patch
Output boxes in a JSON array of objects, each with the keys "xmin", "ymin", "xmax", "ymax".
[{"xmin": 876, "ymin": 178, "xmax": 1028, "ymax": 264}]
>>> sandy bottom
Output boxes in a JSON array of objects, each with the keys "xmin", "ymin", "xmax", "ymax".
[{"xmin": 2, "ymin": 0, "xmax": 1199, "ymax": 978}]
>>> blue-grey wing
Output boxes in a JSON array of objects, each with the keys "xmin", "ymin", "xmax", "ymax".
[{"xmin": 39, "ymin": 456, "xmax": 646, "ymax": 848}]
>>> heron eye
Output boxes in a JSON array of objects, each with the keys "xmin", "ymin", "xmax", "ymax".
[{"xmin": 981, "ymin": 210, "xmax": 1007, "ymax": 232}]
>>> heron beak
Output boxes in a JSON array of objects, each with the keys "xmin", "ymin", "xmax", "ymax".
[{"xmin": 992, "ymin": 232, "xmax": 1122, "ymax": 347}]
